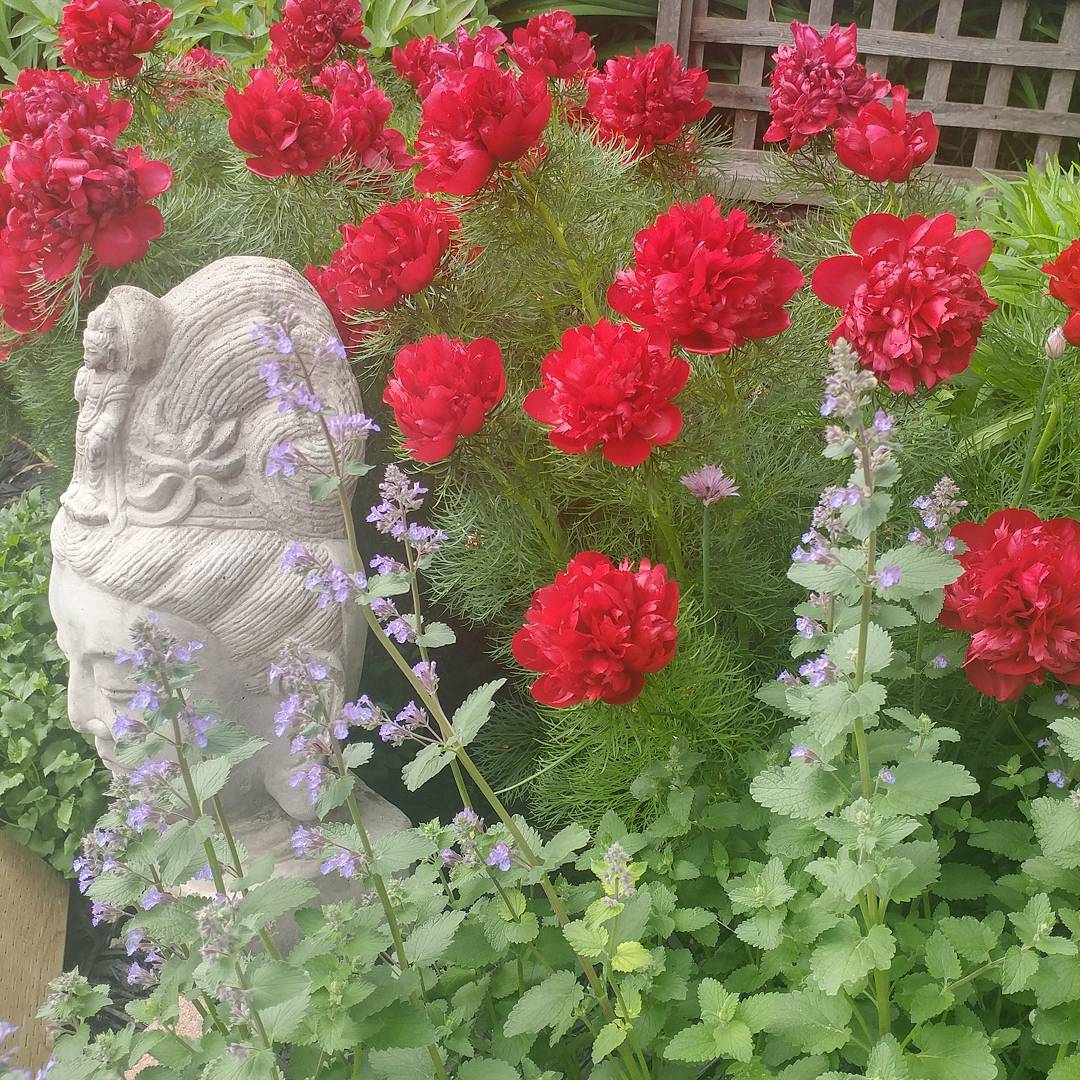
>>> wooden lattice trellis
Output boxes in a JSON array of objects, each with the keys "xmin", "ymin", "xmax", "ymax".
[{"xmin": 656, "ymin": 0, "xmax": 1080, "ymax": 193}]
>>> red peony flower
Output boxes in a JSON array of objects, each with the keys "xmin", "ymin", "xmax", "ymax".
[
  {"xmin": 266, "ymin": 0, "xmax": 368, "ymax": 74},
  {"xmin": 834, "ymin": 86, "xmax": 938, "ymax": 182},
  {"xmin": 392, "ymin": 26, "xmax": 506, "ymax": 98},
  {"xmin": 59, "ymin": 0, "xmax": 173, "ymax": 80},
  {"xmin": 0, "ymin": 69, "xmax": 132, "ymax": 144},
  {"xmin": 811, "ymin": 213, "xmax": 995, "ymax": 393},
  {"xmin": 414, "ymin": 65, "xmax": 552, "ymax": 195},
  {"xmin": 384, "ymin": 334, "xmax": 506, "ymax": 462},
  {"xmin": 305, "ymin": 198, "xmax": 460, "ymax": 339},
  {"xmin": 524, "ymin": 319, "xmax": 689, "ymax": 466},
  {"xmin": 1042, "ymin": 239, "xmax": 1080, "ymax": 344},
  {"xmin": 2, "ymin": 127, "xmax": 172, "ymax": 278},
  {"xmin": 508, "ymin": 10, "xmax": 595, "ymax": 81},
  {"xmin": 608, "ymin": 195, "xmax": 804, "ymax": 354},
  {"xmin": 512, "ymin": 551, "xmax": 679, "ymax": 707},
  {"xmin": 224, "ymin": 68, "xmax": 345, "ymax": 178},
  {"xmin": 764, "ymin": 21, "xmax": 889, "ymax": 151},
  {"xmin": 941, "ymin": 509, "xmax": 1080, "ymax": 702},
  {"xmin": 316, "ymin": 61, "xmax": 411, "ymax": 172},
  {"xmin": 178, "ymin": 45, "xmax": 228, "ymax": 73},
  {"xmin": 585, "ymin": 44, "xmax": 710, "ymax": 156}
]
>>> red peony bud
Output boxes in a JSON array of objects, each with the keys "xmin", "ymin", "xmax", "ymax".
[{"xmin": 834, "ymin": 86, "xmax": 938, "ymax": 183}]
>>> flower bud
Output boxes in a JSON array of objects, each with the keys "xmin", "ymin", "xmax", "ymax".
[{"xmin": 1046, "ymin": 326, "xmax": 1068, "ymax": 359}]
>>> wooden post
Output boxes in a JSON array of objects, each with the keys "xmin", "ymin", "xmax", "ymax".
[{"xmin": 0, "ymin": 832, "xmax": 68, "ymax": 1072}]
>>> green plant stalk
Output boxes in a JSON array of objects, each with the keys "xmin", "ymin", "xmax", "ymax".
[
  {"xmin": 491, "ymin": 455, "xmax": 568, "ymax": 564},
  {"xmin": 313, "ymin": 374, "xmax": 644, "ymax": 1080},
  {"xmin": 515, "ymin": 170, "xmax": 601, "ymax": 323},
  {"xmin": 645, "ymin": 463, "xmax": 686, "ymax": 583},
  {"xmin": 1029, "ymin": 395, "xmax": 1060, "ymax": 491},
  {"xmin": 1016, "ymin": 353, "xmax": 1056, "ymax": 506},
  {"xmin": 329, "ymin": 740, "xmax": 450, "ymax": 1080},
  {"xmin": 912, "ymin": 619, "xmax": 923, "ymax": 716},
  {"xmin": 403, "ymin": 536, "xmax": 473, "ymax": 810},
  {"xmin": 701, "ymin": 504, "xmax": 712, "ymax": 612},
  {"xmin": 851, "ymin": 423, "xmax": 890, "ymax": 1037}
]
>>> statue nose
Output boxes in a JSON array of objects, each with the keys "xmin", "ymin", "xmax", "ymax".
[{"xmin": 78, "ymin": 716, "xmax": 113, "ymax": 740}]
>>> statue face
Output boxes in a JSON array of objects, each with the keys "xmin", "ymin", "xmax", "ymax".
[
  {"xmin": 48, "ymin": 560, "xmax": 309, "ymax": 818},
  {"xmin": 82, "ymin": 306, "xmax": 120, "ymax": 371}
]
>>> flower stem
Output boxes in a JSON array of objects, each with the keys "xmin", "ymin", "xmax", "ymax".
[
  {"xmin": 515, "ymin": 170, "xmax": 601, "ymax": 323},
  {"xmin": 701, "ymin": 504, "xmax": 712, "ymax": 612},
  {"xmin": 1016, "ymin": 353, "xmax": 1056, "ymax": 506},
  {"xmin": 645, "ymin": 462, "xmax": 685, "ymax": 582}
]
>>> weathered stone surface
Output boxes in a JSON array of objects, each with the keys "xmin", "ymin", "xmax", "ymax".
[{"xmin": 49, "ymin": 256, "xmax": 408, "ymax": 898}]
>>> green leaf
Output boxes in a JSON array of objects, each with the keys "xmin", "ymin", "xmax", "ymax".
[
  {"xmin": 809, "ymin": 918, "xmax": 896, "ymax": 995},
  {"xmin": 746, "ymin": 990, "xmax": 852, "ymax": 1054},
  {"xmin": 925, "ymin": 931, "xmax": 962, "ymax": 982},
  {"xmin": 371, "ymin": 829, "xmax": 436, "ymax": 874},
  {"xmin": 611, "ymin": 941, "xmax": 651, "ymax": 972},
  {"xmin": 713, "ymin": 1020, "xmax": 754, "ymax": 1063},
  {"xmin": 563, "ymin": 920, "xmax": 607, "ymax": 958},
  {"xmin": 238, "ymin": 878, "xmax": 318, "ymax": 928},
  {"xmin": 807, "ymin": 681, "xmax": 888, "ymax": 742},
  {"xmin": 503, "ymin": 971, "xmax": 584, "ymax": 1039},
  {"xmin": 309, "ymin": 475, "xmax": 341, "ymax": 501},
  {"xmin": 457, "ymin": 1061, "xmax": 520, "ymax": 1080},
  {"xmin": 939, "ymin": 916, "xmax": 1000, "ymax": 963},
  {"xmin": 909, "ymin": 1025, "xmax": 996, "ymax": 1080},
  {"xmin": 827, "ymin": 623, "xmax": 893, "ymax": 676},
  {"xmin": 664, "ymin": 1023, "xmax": 719, "ymax": 1063},
  {"xmin": 405, "ymin": 910, "xmax": 465, "ymax": 967},
  {"xmin": 402, "ymin": 742, "xmax": 453, "ymax": 791},
  {"xmin": 249, "ymin": 961, "xmax": 309, "ymax": 1009},
  {"xmin": 866, "ymin": 1036, "xmax": 908, "ymax": 1080},
  {"xmin": 1048, "ymin": 1058, "xmax": 1080, "ymax": 1080},
  {"xmin": 592, "ymin": 1022, "xmax": 627, "ymax": 1064},
  {"xmin": 415, "ymin": 621, "xmax": 456, "ymax": 648},
  {"xmin": 342, "ymin": 742, "xmax": 374, "ymax": 769},
  {"xmin": 883, "ymin": 760, "xmax": 979, "ymax": 817},
  {"xmin": 191, "ymin": 758, "xmax": 231, "ymax": 805},
  {"xmin": 343, "ymin": 460, "xmax": 373, "ymax": 476},
  {"xmin": 1000, "ymin": 945, "xmax": 1039, "ymax": 993},
  {"xmin": 734, "ymin": 909, "xmax": 785, "ymax": 950},
  {"xmin": 873, "ymin": 546, "xmax": 964, "ymax": 601},
  {"xmin": 1031, "ymin": 796, "xmax": 1080, "ymax": 869},
  {"xmin": 261, "ymin": 990, "xmax": 311, "ymax": 1042},
  {"xmin": 787, "ymin": 561, "xmax": 858, "ymax": 593},
  {"xmin": 1050, "ymin": 716, "xmax": 1080, "ymax": 761},
  {"xmin": 750, "ymin": 763, "xmax": 846, "ymax": 820},
  {"xmin": 451, "ymin": 679, "xmax": 506, "ymax": 747}
]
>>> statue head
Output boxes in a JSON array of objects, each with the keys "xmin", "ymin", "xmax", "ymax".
[{"xmin": 50, "ymin": 257, "xmax": 366, "ymax": 822}]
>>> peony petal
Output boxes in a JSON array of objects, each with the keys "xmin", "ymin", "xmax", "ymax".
[
  {"xmin": 850, "ymin": 213, "xmax": 906, "ymax": 255},
  {"xmin": 811, "ymin": 255, "xmax": 865, "ymax": 308},
  {"xmin": 602, "ymin": 434, "xmax": 653, "ymax": 467},
  {"xmin": 951, "ymin": 228, "xmax": 993, "ymax": 271}
]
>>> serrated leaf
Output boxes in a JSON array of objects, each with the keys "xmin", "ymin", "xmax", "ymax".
[
  {"xmin": 309, "ymin": 475, "xmax": 341, "ymax": 501},
  {"xmin": 925, "ymin": 931, "xmax": 961, "ymax": 982},
  {"xmin": 402, "ymin": 742, "xmax": 453, "ymax": 791},
  {"xmin": 612, "ymin": 941, "xmax": 651, "ymax": 972},
  {"xmin": 1001, "ymin": 945, "xmax": 1039, "ymax": 993},
  {"xmin": 451, "ymin": 679, "xmax": 506, "ymax": 747},
  {"xmin": 503, "ymin": 971, "xmax": 583, "ymax": 1039},
  {"xmin": 883, "ymin": 759, "xmax": 978, "ymax": 817},
  {"xmin": 406, "ymin": 910, "xmax": 465, "ymax": 967},
  {"xmin": 238, "ymin": 878, "xmax": 318, "ymax": 928},
  {"xmin": 909, "ymin": 1025, "xmax": 996, "ymax": 1080},
  {"xmin": 866, "ymin": 1035, "xmax": 909, "ymax": 1080},
  {"xmin": 809, "ymin": 918, "xmax": 896, "ymax": 995},
  {"xmin": 807, "ymin": 681, "xmax": 888, "ymax": 742},
  {"xmin": 592, "ymin": 1022, "xmax": 627, "ymax": 1064},
  {"xmin": 371, "ymin": 829, "xmax": 435, "ymax": 874},
  {"xmin": 1049, "ymin": 716, "xmax": 1080, "ymax": 762},
  {"xmin": 748, "ymin": 989, "xmax": 852, "ymax": 1054},
  {"xmin": 415, "ymin": 621, "xmax": 456, "ymax": 648},
  {"xmin": 191, "ymin": 757, "xmax": 231, "ymax": 805},
  {"xmin": 563, "ymin": 919, "xmax": 607, "ymax": 958},
  {"xmin": 735, "ymin": 909, "xmax": 785, "ymax": 949},
  {"xmin": 1048, "ymin": 1058, "xmax": 1080, "ymax": 1080},
  {"xmin": 457, "ymin": 1060, "xmax": 519, "ymax": 1080},
  {"xmin": 827, "ymin": 623, "xmax": 893, "ymax": 676},
  {"xmin": 873, "ymin": 546, "xmax": 964, "ymax": 602},
  {"xmin": 750, "ymin": 763, "xmax": 846, "ymax": 820},
  {"xmin": 939, "ymin": 916, "xmax": 999, "ymax": 963},
  {"xmin": 342, "ymin": 742, "xmax": 374, "ymax": 769},
  {"xmin": 664, "ymin": 1023, "xmax": 718, "ymax": 1063},
  {"xmin": 1031, "ymin": 796, "xmax": 1080, "ymax": 869}
]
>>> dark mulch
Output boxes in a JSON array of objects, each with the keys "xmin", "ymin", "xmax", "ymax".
[{"xmin": 0, "ymin": 437, "xmax": 52, "ymax": 506}]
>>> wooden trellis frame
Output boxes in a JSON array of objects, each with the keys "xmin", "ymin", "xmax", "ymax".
[{"xmin": 656, "ymin": 0, "xmax": 1080, "ymax": 194}]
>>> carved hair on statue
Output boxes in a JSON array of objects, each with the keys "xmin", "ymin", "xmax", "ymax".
[{"xmin": 51, "ymin": 256, "xmax": 364, "ymax": 691}]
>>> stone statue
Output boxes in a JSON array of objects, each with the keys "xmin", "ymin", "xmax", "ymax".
[{"xmin": 49, "ymin": 256, "xmax": 408, "ymax": 887}]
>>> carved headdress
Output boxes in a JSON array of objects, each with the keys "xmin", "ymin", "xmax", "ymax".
[{"xmin": 52, "ymin": 256, "xmax": 364, "ymax": 681}]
